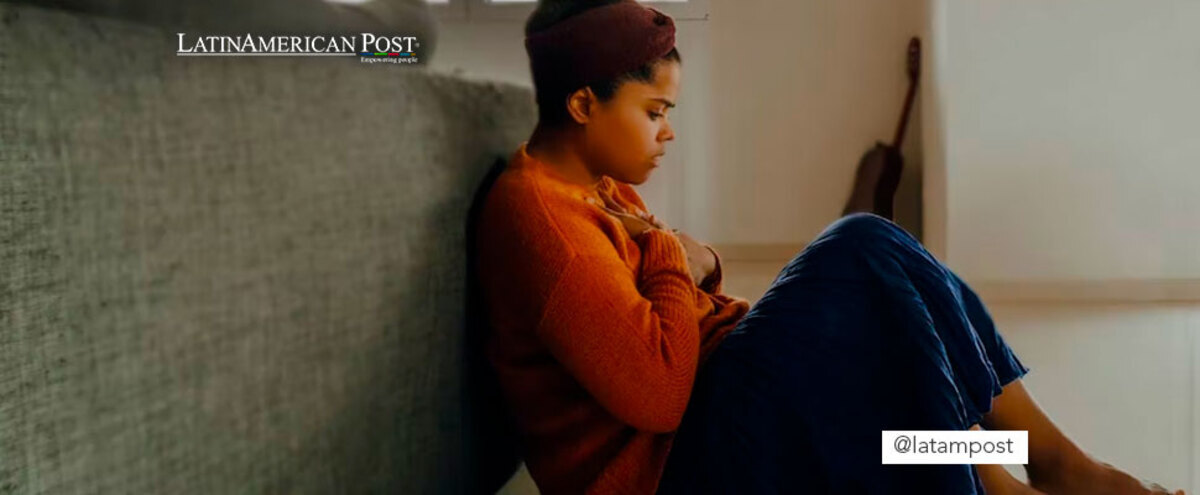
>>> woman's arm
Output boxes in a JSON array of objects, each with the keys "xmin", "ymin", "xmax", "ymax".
[{"xmin": 535, "ymin": 229, "xmax": 702, "ymax": 433}]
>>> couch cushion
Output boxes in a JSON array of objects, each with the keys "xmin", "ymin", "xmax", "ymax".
[{"xmin": 0, "ymin": 3, "xmax": 534, "ymax": 493}]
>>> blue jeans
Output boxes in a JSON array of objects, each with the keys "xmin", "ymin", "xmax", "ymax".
[{"xmin": 657, "ymin": 213, "xmax": 1030, "ymax": 494}]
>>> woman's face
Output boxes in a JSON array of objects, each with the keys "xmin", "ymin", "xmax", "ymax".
[{"xmin": 580, "ymin": 60, "xmax": 680, "ymax": 185}]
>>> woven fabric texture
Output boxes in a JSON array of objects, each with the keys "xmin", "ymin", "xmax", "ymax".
[{"xmin": 0, "ymin": 3, "xmax": 535, "ymax": 493}]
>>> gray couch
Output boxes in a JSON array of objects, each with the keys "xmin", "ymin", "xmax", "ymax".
[{"xmin": 1, "ymin": 2, "xmax": 533, "ymax": 493}]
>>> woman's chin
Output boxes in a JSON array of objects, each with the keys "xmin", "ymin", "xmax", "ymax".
[
  {"xmin": 613, "ymin": 168, "xmax": 655, "ymax": 185},
  {"xmin": 632, "ymin": 169, "xmax": 655, "ymax": 185}
]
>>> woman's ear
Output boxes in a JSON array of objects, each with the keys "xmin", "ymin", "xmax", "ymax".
[{"xmin": 565, "ymin": 87, "xmax": 596, "ymax": 125}]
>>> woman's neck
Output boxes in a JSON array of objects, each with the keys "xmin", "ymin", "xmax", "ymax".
[{"xmin": 526, "ymin": 123, "xmax": 603, "ymax": 189}]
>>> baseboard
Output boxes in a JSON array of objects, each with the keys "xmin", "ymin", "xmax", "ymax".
[
  {"xmin": 712, "ymin": 243, "xmax": 1200, "ymax": 303},
  {"xmin": 970, "ymin": 279, "xmax": 1200, "ymax": 303}
]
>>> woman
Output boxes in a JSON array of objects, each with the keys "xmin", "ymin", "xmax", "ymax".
[{"xmin": 474, "ymin": 1, "xmax": 1184, "ymax": 493}]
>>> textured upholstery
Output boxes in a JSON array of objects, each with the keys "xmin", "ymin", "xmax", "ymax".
[{"xmin": 0, "ymin": 3, "xmax": 534, "ymax": 493}]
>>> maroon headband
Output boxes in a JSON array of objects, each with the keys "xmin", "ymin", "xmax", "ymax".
[{"xmin": 525, "ymin": 1, "xmax": 676, "ymax": 92}]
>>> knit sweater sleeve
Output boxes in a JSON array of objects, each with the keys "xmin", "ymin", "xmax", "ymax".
[{"xmin": 535, "ymin": 228, "xmax": 700, "ymax": 433}]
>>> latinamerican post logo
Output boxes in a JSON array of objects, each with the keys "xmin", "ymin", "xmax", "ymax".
[{"xmin": 176, "ymin": 33, "xmax": 421, "ymax": 64}]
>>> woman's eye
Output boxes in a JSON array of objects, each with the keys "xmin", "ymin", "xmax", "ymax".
[{"xmin": 648, "ymin": 111, "xmax": 663, "ymax": 120}]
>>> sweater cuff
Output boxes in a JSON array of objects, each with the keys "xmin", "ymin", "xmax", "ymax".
[{"xmin": 636, "ymin": 229, "xmax": 690, "ymax": 279}]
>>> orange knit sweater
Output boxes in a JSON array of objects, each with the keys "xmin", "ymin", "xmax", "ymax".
[{"xmin": 475, "ymin": 143, "xmax": 751, "ymax": 494}]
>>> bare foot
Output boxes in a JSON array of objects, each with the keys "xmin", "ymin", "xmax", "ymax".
[
  {"xmin": 978, "ymin": 463, "xmax": 1046, "ymax": 495},
  {"xmin": 969, "ymin": 424, "xmax": 1046, "ymax": 495},
  {"xmin": 1028, "ymin": 456, "xmax": 1184, "ymax": 495}
]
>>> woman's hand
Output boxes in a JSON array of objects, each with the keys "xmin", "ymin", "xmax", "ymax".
[
  {"xmin": 597, "ymin": 189, "xmax": 715, "ymax": 285},
  {"xmin": 598, "ymin": 189, "xmax": 661, "ymax": 239}
]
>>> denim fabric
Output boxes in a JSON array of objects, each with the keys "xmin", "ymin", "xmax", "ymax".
[{"xmin": 658, "ymin": 213, "xmax": 1030, "ymax": 494}]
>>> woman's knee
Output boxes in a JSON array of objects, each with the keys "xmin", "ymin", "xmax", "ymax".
[
  {"xmin": 776, "ymin": 214, "xmax": 895, "ymax": 278},
  {"xmin": 791, "ymin": 213, "xmax": 928, "ymax": 273},
  {"xmin": 777, "ymin": 213, "xmax": 922, "ymax": 280},
  {"xmin": 819, "ymin": 213, "xmax": 907, "ymax": 246}
]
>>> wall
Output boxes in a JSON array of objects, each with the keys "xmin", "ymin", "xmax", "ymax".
[
  {"xmin": 930, "ymin": 0, "xmax": 1200, "ymax": 282},
  {"xmin": 919, "ymin": 1, "xmax": 1200, "ymax": 490},
  {"xmin": 704, "ymin": 0, "xmax": 925, "ymax": 244}
]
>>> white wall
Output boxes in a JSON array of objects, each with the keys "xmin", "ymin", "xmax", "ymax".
[
  {"xmin": 704, "ymin": 0, "xmax": 925, "ymax": 244},
  {"xmin": 930, "ymin": 0, "xmax": 1200, "ymax": 282},
  {"xmin": 919, "ymin": 3, "xmax": 1200, "ymax": 489}
]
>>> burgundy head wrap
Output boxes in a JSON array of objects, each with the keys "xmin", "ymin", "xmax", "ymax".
[{"xmin": 525, "ymin": 1, "xmax": 677, "ymax": 94}]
